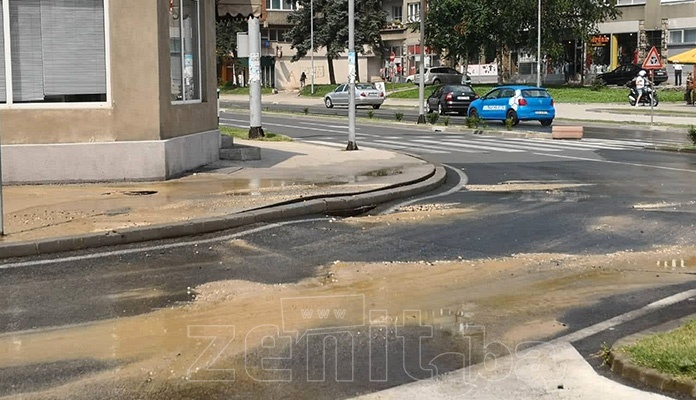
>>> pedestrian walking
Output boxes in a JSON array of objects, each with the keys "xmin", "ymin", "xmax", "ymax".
[
  {"xmin": 300, "ymin": 72, "xmax": 307, "ymax": 89},
  {"xmin": 687, "ymin": 72, "xmax": 694, "ymax": 105},
  {"xmin": 673, "ymin": 62, "xmax": 683, "ymax": 86}
]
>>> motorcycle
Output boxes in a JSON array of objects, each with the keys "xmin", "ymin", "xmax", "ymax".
[{"xmin": 627, "ymin": 80, "xmax": 659, "ymax": 107}]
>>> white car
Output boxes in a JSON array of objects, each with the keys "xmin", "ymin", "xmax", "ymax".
[{"xmin": 324, "ymin": 83, "xmax": 385, "ymax": 109}]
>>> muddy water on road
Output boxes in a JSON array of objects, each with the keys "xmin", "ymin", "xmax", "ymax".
[{"xmin": 1, "ymin": 240, "xmax": 694, "ymax": 399}]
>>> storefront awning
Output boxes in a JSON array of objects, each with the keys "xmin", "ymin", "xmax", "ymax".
[
  {"xmin": 217, "ymin": 0, "xmax": 262, "ymax": 19},
  {"xmin": 667, "ymin": 48, "xmax": 696, "ymax": 65}
]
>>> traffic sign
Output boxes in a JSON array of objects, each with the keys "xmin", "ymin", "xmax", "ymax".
[{"xmin": 642, "ymin": 46, "xmax": 663, "ymax": 69}]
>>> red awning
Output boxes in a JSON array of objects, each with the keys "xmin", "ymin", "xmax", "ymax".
[{"xmin": 217, "ymin": 0, "xmax": 262, "ymax": 18}]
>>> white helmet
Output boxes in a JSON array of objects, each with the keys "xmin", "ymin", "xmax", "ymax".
[{"xmin": 638, "ymin": 70, "xmax": 646, "ymax": 77}]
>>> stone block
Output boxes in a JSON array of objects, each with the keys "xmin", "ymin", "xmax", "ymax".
[
  {"xmin": 219, "ymin": 144, "xmax": 261, "ymax": 161},
  {"xmin": 552, "ymin": 126, "xmax": 583, "ymax": 140}
]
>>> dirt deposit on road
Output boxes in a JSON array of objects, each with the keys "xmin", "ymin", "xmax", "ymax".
[{"xmin": 1, "ymin": 238, "xmax": 694, "ymax": 399}]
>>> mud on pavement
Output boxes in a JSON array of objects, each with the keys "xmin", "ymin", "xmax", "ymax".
[{"xmin": 1, "ymin": 206, "xmax": 695, "ymax": 399}]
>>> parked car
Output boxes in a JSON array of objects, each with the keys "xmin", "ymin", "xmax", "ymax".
[
  {"xmin": 413, "ymin": 67, "xmax": 471, "ymax": 86},
  {"xmin": 467, "ymin": 85, "xmax": 555, "ymax": 126},
  {"xmin": 597, "ymin": 63, "xmax": 668, "ymax": 86},
  {"xmin": 324, "ymin": 83, "xmax": 385, "ymax": 109},
  {"xmin": 426, "ymin": 84, "xmax": 478, "ymax": 115}
]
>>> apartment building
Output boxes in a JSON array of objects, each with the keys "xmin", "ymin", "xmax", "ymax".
[{"xmin": 591, "ymin": 0, "xmax": 696, "ymax": 78}]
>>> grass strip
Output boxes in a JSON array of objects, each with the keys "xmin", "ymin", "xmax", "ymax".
[
  {"xmin": 620, "ymin": 318, "xmax": 696, "ymax": 381},
  {"xmin": 220, "ymin": 125, "xmax": 292, "ymax": 142}
]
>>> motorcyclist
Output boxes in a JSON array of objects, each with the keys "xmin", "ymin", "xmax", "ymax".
[
  {"xmin": 629, "ymin": 70, "xmax": 653, "ymax": 106},
  {"xmin": 634, "ymin": 70, "xmax": 647, "ymax": 106}
]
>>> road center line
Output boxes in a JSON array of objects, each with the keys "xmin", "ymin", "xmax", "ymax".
[{"xmin": 532, "ymin": 152, "xmax": 696, "ymax": 173}]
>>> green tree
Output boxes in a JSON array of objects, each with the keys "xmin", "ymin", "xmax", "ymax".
[
  {"xmin": 286, "ymin": 0, "xmax": 387, "ymax": 84},
  {"xmin": 424, "ymin": 0, "xmax": 621, "ymax": 82},
  {"xmin": 215, "ymin": 12, "xmax": 245, "ymax": 85}
]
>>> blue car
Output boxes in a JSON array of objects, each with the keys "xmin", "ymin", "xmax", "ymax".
[{"xmin": 467, "ymin": 85, "xmax": 555, "ymax": 126}]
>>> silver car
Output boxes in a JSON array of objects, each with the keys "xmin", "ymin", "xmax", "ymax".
[
  {"xmin": 413, "ymin": 67, "xmax": 471, "ymax": 86},
  {"xmin": 324, "ymin": 83, "xmax": 385, "ymax": 109}
]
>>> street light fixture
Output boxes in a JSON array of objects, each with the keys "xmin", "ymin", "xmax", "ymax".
[{"xmin": 536, "ymin": 0, "xmax": 541, "ymax": 87}]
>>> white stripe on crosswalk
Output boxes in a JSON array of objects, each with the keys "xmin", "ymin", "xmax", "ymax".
[
  {"xmin": 506, "ymin": 138, "xmax": 632, "ymax": 150},
  {"xmin": 371, "ymin": 139, "xmax": 453, "ymax": 153},
  {"xmin": 366, "ymin": 141, "xmax": 448, "ymax": 154},
  {"xmin": 413, "ymin": 138, "xmax": 524, "ymax": 153},
  {"xmin": 442, "ymin": 137, "xmax": 563, "ymax": 152}
]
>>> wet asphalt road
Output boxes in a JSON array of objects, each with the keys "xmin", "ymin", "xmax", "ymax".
[{"xmin": 1, "ymin": 113, "xmax": 695, "ymax": 398}]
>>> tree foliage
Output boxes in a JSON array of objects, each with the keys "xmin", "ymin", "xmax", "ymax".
[
  {"xmin": 286, "ymin": 0, "xmax": 387, "ymax": 84},
  {"xmin": 425, "ymin": 0, "xmax": 621, "ymax": 78}
]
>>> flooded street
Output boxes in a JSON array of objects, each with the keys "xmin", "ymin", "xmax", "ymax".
[{"xmin": 1, "ymin": 205, "xmax": 694, "ymax": 399}]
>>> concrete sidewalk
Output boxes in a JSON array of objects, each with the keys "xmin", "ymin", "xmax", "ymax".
[
  {"xmin": 221, "ymin": 90, "xmax": 696, "ymax": 126},
  {"xmin": 0, "ymin": 140, "xmax": 443, "ymax": 257}
]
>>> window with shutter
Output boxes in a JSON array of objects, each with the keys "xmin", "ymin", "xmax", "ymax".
[{"xmin": 0, "ymin": 0, "xmax": 107, "ymax": 104}]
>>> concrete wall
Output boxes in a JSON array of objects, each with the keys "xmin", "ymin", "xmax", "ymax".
[{"xmin": 1, "ymin": 130, "xmax": 220, "ymax": 183}]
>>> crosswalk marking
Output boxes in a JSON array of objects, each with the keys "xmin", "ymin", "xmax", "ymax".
[
  {"xmin": 372, "ymin": 139, "xmax": 453, "ymax": 153},
  {"xmin": 414, "ymin": 138, "xmax": 524, "ymax": 153},
  {"xmin": 363, "ymin": 142, "xmax": 447, "ymax": 154},
  {"xmin": 445, "ymin": 137, "xmax": 563, "ymax": 152},
  {"xmin": 300, "ymin": 133, "xmax": 675, "ymax": 155}
]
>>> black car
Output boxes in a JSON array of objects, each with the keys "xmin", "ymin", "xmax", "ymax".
[
  {"xmin": 598, "ymin": 63, "xmax": 668, "ymax": 86},
  {"xmin": 426, "ymin": 84, "xmax": 478, "ymax": 115}
]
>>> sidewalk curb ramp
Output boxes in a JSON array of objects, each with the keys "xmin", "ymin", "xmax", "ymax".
[
  {"xmin": 0, "ymin": 166, "xmax": 446, "ymax": 260},
  {"xmin": 608, "ymin": 314, "xmax": 696, "ymax": 398}
]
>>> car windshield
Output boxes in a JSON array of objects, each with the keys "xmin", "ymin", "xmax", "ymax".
[
  {"xmin": 521, "ymin": 89, "xmax": 550, "ymax": 98},
  {"xmin": 356, "ymin": 83, "xmax": 376, "ymax": 90}
]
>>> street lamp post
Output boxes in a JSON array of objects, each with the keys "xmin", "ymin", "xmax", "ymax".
[
  {"xmin": 417, "ymin": 0, "xmax": 426, "ymax": 124},
  {"xmin": 310, "ymin": 0, "xmax": 314, "ymax": 95},
  {"xmin": 536, "ymin": 0, "xmax": 541, "ymax": 87}
]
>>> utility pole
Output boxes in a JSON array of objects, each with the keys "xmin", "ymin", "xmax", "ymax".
[
  {"xmin": 248, "ymin": 16, "xmax": 264, "ymax": 138},
  {"xmin": 536, "ymin": 0, "xmax": 541, "ymax": 87},
  {"xmin": 0, "ymin": 123, "xmax": 4, "ymax": 236},
  {"xmin": 346, "ymin": 0, "xmax": 358, "ymax": 150},
  {"xmin": 310, "ymin": 0, "xmax": 314, "ymax": 95},
  {"xmin": 417, "ymin": 0, "xmax": 426, "ymax": 124}
]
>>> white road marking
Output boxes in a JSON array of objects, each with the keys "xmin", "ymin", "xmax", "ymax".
[
  {"xmin": 552, "ymin": 288, "xmax": 696, "ymax": 344},
  {"xmin": 533, "ymin": 152, "xmax": 696, "ymax": 172},
  {"xmin": 0, "ymin": 218, "xmax": 330, "ymax": 270},
  {"xmin": 415, "ymin": 138, "xmax": 523, "ymax": 153},
  {"xmin": 382, "ymin": 164, "xmax": 469, "ymax": 215}
]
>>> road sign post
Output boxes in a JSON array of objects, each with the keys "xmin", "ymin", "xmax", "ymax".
[{"xmin": 641, "ymin": 46, "xmax": 663, "ymax": 125}]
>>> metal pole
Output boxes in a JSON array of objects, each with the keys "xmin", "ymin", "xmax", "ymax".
[
  {"xmin": 346, "ymin": 0, "xmax": 357, "ymax": 150},
  {"xmin": 536, "ymin": 0, "xmax": 541, "ymax": 87},
  {"xmin": 417, "ymin": 0, "xmax": 426, "ymax": 124},
  {"xmin": 248, "ymin": 17, "xmax": 264, "ymax": 138},
  {"xmin": 0, "ymin": 121, "xmax": 4, "ymax": 236},
  {"xmin": 310, "ymin": 0, "xmax": 314, "ymax": 95}
]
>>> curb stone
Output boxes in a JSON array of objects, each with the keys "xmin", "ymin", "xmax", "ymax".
[
  {"xmin": 608, "ymin": 314, "xmax": 696, "ymax": 398},
  {"xmin": 0, "ymin": 166, "xmax": 446, "ymax": 261}
]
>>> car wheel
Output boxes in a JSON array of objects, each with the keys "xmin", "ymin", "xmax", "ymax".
[
  {"xmin": 372, "ymin": 104, "xmax": 381, "ymax": 110},
  {"xmin": 324, "ymin": 97, "xmax": 333, "ymax": 108},
  {"xmin": 540, "ymin": 119, "xmax": 553, "ymax": 127},
  {"xmin": 433, "ymin": 79, "xmax": 441, "ymax": 85},
  {"xmin": 469, "ymin": 108, "xmax": 478, "ymax": 118},
  {"xmin": 506, "ymin": 109, "xmax": 519, "ymax": 126}
]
